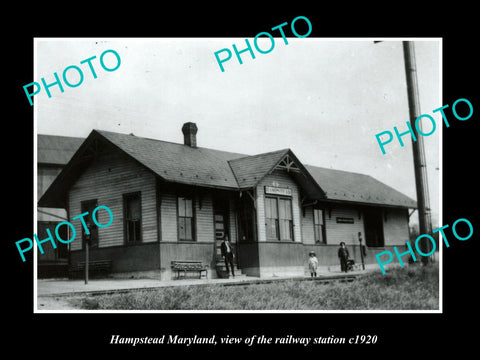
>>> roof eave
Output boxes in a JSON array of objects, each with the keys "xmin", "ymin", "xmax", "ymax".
[
  {"xmin": 318, "ymin": 197, "xmax": 417, "ymax": 209},
  {"xmin": 158, "ymin": 177, "xmax": 240, "ymax": 192}
]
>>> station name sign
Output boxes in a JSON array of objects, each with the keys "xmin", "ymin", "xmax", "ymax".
[
  {"xmin": 336, "ymin": 217, "xmax": 354, "ymax": 224},
  {"xmin": 265, "ymin": 186, "xmax": 292, "ymax": 197}
]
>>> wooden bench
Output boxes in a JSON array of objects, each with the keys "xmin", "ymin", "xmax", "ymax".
[
  {"xmin": 69, "ymin": 260, "xmax": 112, "ymax": 279},
  {"xmin": 171, "ymin": 260, "xmax": 208, "ymax": 279}
]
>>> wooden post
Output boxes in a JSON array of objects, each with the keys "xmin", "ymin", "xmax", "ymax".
[
  {"xmin": 358, "ymin": 232, "xmax": 365, "ymax": 270},
  {"xmin": 85, "ymin": 242, "xmax": 89, "ymax": 285}
]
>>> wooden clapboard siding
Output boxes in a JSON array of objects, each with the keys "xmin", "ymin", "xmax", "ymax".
[
  {"xmin": 256, "ymin": 183, "xmax": 266, "ymax": 242},
  {"xmin": 383, "ymin": 208, "xmax": 409, "ymax": 245},
  {"xmin": 159, "ymin": 190, "xmax": 216, "ymax": 243},
  {"xmin": 160, "ymin": 189, "xmax": 232, "ymax": 243},
  {"xmin": 302, "ymin": 205, "xmax": 409, "ymax": 248},
  {"xmin": 256, "ymin": 170, "xmax": 302, "ymax": 242},
  {"xmin": 228, "ymin": 196, "xmax": 237, "ymax": 243},
  {"xmin": 38, "ymin": 165, "xmax": 67, "ymax": 222},
  {"xmin": 301, "ymin": 206, "xmax": 316, "ymax": 245},
  {"xmin": 302, "ymin": 205, "xmax": 367, "ymax": 246},
  {"xmin": 195, "ymin": 193, "xmax": 214, "ymax": 243},
  {"xmin": 323, "ymin": 206, "xmax": 364, "ymax": 246},
  {"xmin": 160, "ymin": 192, "xmax": 177, "ymax": 242},
  {"xmin": 38, "ymin": 165, "xmax": 63, "ymax": 200},
  {"xmin": 69, "ymin": 151, "xmax": 157, "ymax": 251}
]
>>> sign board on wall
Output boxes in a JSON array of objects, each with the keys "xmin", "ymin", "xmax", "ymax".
[
  {"xmin": 265, "ymin": 186, "xmax": 292, "ymax": 197},
  {"xmin": 336, "ymin": 217, "xmax": 354, "ymax": 224}
]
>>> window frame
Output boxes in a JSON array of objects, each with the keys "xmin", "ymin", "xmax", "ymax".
[
  {"xmin": 265, "ymin": 195, "xmax": 294, "ymax": 241},
  {"xmin": 123, "ymin": 192, "xmax": 142, "ymax": 245},
  {"xmin": 265, "ymin": 196, "xmax": 280, "ymax": 240},
  {"xmin": 313, "ymin": 208, "xmax": 327, "ymax": 244},
  {"xmin": 177, "ymin": 194, "xmax": 196, "ymax": 241}
]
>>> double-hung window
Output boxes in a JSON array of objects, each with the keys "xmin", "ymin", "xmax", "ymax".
[
  {"xmin": 265, "ymin": 197, "xmax": 279, "ymax": 240},
  {"xmin": 313, "ymin": 208, "xmax": 326, "ymax": 244},
  {"xmin": 124, "ymin": 192, "xmax": 142, "ymax": 243},
  {"xmin": 265, "ymin": 196, "xmax": 294, "ymax": 241},
  {"xmin": 278, "ymin": 198, "xmax": 294, "ymax": 240},
  {"xmin": 178, "ymin": 196, "xmax": 195, "ymax": 241}
]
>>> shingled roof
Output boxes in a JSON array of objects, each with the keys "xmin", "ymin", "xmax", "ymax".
[
  {"xmin": 38, "ymin": 129, "xmax": 417, "ymax": 209},
  {"xmin": 37, "ymin": 134, "xmax": 84, "ymax": 165},
  {"xmin": 304, "ymin": 165, "xmax": 417, "ymax": 208},
  {"xmin": 98, "ymin": 130, "xmax": 245, "ymax": 189},
  {"xmin": 228, "ymin": 149, "xmax": 290, "ymax": 189}
]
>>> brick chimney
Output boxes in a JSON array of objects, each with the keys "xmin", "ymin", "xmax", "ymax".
[{"xmin": 182, "ymin": 122, "xmax": 198, "ymax": 148}]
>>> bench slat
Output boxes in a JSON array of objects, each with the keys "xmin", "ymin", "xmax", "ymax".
[{"xmin": 171, "ymin": 260, "xmax": 207, "ymax": 279}]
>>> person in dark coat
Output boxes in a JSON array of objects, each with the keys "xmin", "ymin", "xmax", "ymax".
[
  {"xmin": 221, "ymin": 234, "xmax": 235, "ymax": 278},
  {"xmin": 338, "ymin": 242, "xmax": 350, "ymax": 273}
]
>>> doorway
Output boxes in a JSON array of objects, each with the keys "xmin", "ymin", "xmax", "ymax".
[
  {"xmin": 213, "ymin": 196, "xmax": 230, "ymax": 262},
  {"xmin": 363, "ymin": 208, "xmax": 385, "ymax": 247}
]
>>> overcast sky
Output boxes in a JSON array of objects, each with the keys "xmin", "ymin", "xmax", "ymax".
[{"xmin": 35, "ymin": 38, "xmax": 441, "ymax": 226}]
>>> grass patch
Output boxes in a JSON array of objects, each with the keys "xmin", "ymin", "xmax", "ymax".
[{"xmin": 80, "ymin": 263, "xmax": 439, "ymax": 310}]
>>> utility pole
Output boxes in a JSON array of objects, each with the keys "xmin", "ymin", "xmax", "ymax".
[
  {"xmin": 374, "ymin": 40, "xmax": 433, "ymax": 265},
  {"xmin": 402, "ymin": 41, "xmax": 433, "ymax": 265}
]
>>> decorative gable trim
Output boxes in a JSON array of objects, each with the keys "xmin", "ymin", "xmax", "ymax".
[{"xmin": 273, "ymin": 154, "xmax": 302, "ymax": 173}]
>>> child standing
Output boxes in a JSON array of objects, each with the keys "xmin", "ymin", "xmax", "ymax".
[{"xmin": 308, "ymin": 251, "xmax": 319, "ymax": 277}]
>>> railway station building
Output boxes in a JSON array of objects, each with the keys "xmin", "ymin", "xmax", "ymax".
[{"xmin": 39, "ymin": 122, "xmax": 416, "ymax": 279}]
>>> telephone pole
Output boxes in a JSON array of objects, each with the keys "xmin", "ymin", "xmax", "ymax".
[{"xmin": 402, "ymin": 41, "xmax": 433, "ymax": 265}]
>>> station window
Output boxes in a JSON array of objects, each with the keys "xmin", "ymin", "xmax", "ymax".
[
  {"xmin": 124, "ymin": 192, "xmax": 142, "ymax": 243},
  {"xmin": 265, "ymin": 196, "xmax": 294, "ymax": 241},
  {"xmin": 178, "ymin": 196, "xmax": 195, "ymax": 241},
  {"xmin": 313, "ymin": 208, "xmax": 326, "ymax": 244}
]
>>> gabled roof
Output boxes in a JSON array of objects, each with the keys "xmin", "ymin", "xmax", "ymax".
[
  {"xmin": 97, "ymin": 130, "xmax": 245, "ymax": 189},
  {"xmin": 37, "ymin": 134, "xmax": 84, "ymax": 165},
  {"xmin": 228, "ymin": 149, "xmax": 290, "ymax": 189},
  {"xmin": 38, "ymin": 129, "xmax": 417, "ymax": 209},
  {"xmin": 305, "ymin": 165, "xmax": 417, "ymax": 208},
  {"xmin": 229, "ymin": 149, "xmax": 327, "ymax": 200}
]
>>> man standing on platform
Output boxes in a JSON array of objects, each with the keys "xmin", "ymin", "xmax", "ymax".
[
  {"xmin": 338, "ymin": 242, "xmax": 350, "ymax": 273},
  {"xmin": 221, "ymin": 234, "xmax": 235, "ymax": 278}
]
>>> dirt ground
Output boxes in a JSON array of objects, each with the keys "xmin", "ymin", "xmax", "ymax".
[{"xmin": 37, "ymin": 296, "xmax": 85, "ymax": 311}]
